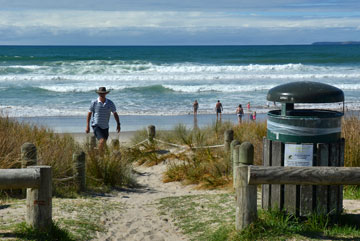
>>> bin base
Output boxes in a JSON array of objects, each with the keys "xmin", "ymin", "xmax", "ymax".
[{"xmin": 261, "ymin": 138, "xmax": 344, "ymax": 216}]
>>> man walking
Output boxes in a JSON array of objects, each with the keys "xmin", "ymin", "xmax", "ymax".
[{"xmin": 86, "ymin": 87, "xmax": 120, "ymax": 150}]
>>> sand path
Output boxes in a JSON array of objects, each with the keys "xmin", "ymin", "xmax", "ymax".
[{"xmin": 94, "ymin": 162, "xmax": 225, "ymax": 241}]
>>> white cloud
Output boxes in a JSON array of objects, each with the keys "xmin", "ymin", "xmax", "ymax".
[{"xmin": 1, "ymin": 9, "xmax": 360, "ymax": 31}]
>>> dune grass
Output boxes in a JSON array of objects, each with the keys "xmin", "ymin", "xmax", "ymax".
[
  {"xmin": 2, "ymin": 114, "xmax": 360, "ymax": 193},
  {"xmin": 84, "ymin": 144, "xmax": 136, "ymax": 188},
  {"xmin": 342, "ymin": 115, "xmax": 360, "ymax": 167},
  {"xmin": 0, "ymin": 115, "xmax": 135, "ymax": 197},
  {"xmin": 130, "ymin": 120, "xmax": 266, "ymax": 189},
  {"xmin": 131, "ymin": 116, "xmax": 360, "ymax": 190},
  {"xmin": 0, "ymin": 116, "xmax": 81, "ymax": 196}
]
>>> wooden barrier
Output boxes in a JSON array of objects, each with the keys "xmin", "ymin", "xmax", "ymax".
[
  {"xmin": 224, "ymin": 130, "xmax": 234, "ymax": 152},
  {"xmin": 21, "ymin": 142, "xmax": 37, "ymax": 168},
  {"xmin": 111, "ymin": 139, "xmax": 120, "ymax": 150},
  {"xmin": 90, "ymin": 135, "xmax": 97, "ymax": 149},
  {"xmin": 0, "ymin": 169, "xmax": 40, "ymax": 189},
  {"xmin": 235, "ymin": 164, "xmax": 360, "ymax": 230},
  {"xmin": 230, "ymin": 140, "xmax": 241, "ymax": 177},
  {"xmin": 248, "ymin": 166, "xmax": 360, "ymax": 185},
  {"xmin": 262, "ymin": 138, "xmax": 345, "ymax": 216},
  {"xmin": 234, "ymin": 142, "xmax": 360, "ymax": 231},
  {"xmin": 232, "ymin": 144, "xmax": 241, "ymax": 186},
  {"xmin": 0, "ymin": 166, "xmax": 52, "ymax": 231},
  {"xmin": 73, "ymin": 151, "xmax": 86, "ymax": 192},
  {"xmin": 235, "ymin": 142, "xmax": 257, "ymax": 230},
  {"xmin": 147, "ymin": 125, "xmax": 156, "ymax": 144}
]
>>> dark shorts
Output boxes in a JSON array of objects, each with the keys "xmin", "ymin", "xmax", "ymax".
[
  {"xmin": 216, "ymin": 108, "xmax": 222, "ymax": 113},
  {"xmin": 92, "ymin": 125, "xmax": 109, "ymax": 140}
]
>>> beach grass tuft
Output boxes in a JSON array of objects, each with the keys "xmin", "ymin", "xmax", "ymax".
[
  {"xmin": 342, "ymin": 115, "xmax": 360, "ymax": 167},
  {"xmin": 83, "ymin": 143, "xmax": 137, "ymax": 188},
  {"xmin": 12, "ymin": 221, "xmax": 75, "ymax": 241}
]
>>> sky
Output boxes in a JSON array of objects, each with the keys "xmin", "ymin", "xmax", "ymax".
[{"xmin": 0, "ymin": 0, "xmax": 359, "ymax": 45}]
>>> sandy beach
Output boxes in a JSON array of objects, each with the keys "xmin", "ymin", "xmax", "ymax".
[
  {"xmin": 59, "ymin": 131, "xmax": 137, "ymax": 145},
  {"xmin": 15, "ymin": 113, "xmax": 267, "ymax": 134}
]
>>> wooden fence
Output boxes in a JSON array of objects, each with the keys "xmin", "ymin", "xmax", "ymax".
[
  {"xmin": 234, "ymin": 141, "xmax": 360, "ymax": 231},
  {"xmin": 0, "ymin": 166, "xmax": 52, "ymax": 230},
  {"xmin": 0, "ymin": 142, "xmax": 89, "ymax": 231}
]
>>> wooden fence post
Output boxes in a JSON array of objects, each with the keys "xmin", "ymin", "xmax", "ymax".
[
  {"xmin": 235, "ymin": 142, "xmax": 257, "ymax": 230},
  {"xmin": 21, "ymin": 143, "xmax": 37, "ymax": 168},
  {"xmin": 111, "ymin": 139, "xmax": 120, "ymax": 150},
  {"xmin": 73, "ymin": 151, "xmax": 86, "ymax": 192},
  {"xmin": 224, "ymin": 130, "xmax": 234, "ymax": 152},
  {"xmin": 147, "ymin": 125, "xmax": 156, "ymax": 144},
  {"xmin": 230, "ymin": 140, "xmax": 241, "ymax": 175},
  {"xmin": 90, "ymin": 135, "xmax": 97, "ymax": 149},
  {"xmin": 26, "ymin": 166, "xmax": 52, "ymax": 231},
  {"xmin": 232, "ymin": 144, "xmax": 241, "ymax": 187}
]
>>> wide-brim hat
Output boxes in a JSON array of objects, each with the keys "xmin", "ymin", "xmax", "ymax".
[{"xmin": 96, "ymin": 87, "xmax": 110, "ymax": 94}]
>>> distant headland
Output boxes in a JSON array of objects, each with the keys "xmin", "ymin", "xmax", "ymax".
[{"xmin": 312, "ymin": 41, "xmax": 360, "ymax": 45}]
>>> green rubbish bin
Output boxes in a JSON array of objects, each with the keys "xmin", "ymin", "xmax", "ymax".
[
  {"xmin": 262, "ymin": 81, "xmax": 345, "ymax": 216},
  {"xmin": 266, "ymin": 81, "xmax": 344, "ymax": 143}
]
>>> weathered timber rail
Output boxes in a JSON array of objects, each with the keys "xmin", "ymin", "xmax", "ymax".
[
  {"xmin": 0, "ymin": 166, "xmax": 52, "ymax": 231},
  {"xmin": 234, "ymin": 141, "xmax": 360, "ymax": 231},
  {"xmin": 0, "ymin": 168, "xmax": 40, "ymax": 189},
  {"xmin": 248, "ymin": 166, "xmax": 360, "ymax": 185}
]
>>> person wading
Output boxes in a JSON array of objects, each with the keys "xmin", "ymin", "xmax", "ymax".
[
  {"xmin": 86, "ymin": 87, "xmax": 120, "ymax": 151},
  {"xmin": 215, "ymin": 100, "xmax": 223, "ymax": 121}
]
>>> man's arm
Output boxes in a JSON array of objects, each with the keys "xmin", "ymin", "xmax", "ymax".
[
  {"xmin": 86, "ymin": 112, "xmax": 92, "ymax": 133},
  {"xmin": 113, "ymin": 112, "xmax": 121, "ymax": 133}
]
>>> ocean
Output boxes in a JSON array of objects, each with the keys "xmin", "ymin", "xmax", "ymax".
[{"xmin": 1, "ymin": 45, "xmax": 360, "ymax": 131}]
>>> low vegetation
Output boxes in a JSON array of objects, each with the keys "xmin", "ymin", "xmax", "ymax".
[
  {"xmin": 131, "ymin": 115, "xmax": 360, "ymax": 190},
  {"xmin": 342, "ymin": 115, "xmax": 360, "ymax": 167},
  {"xmin": 0, "ymin": 115, "xmax": 136, "ymax": 197},
  {"xmin": 2, "ymin": 114, "xmax": 360, "ymax": 240},
  {"xmin": 0, "ymin": 196, "xmax": 124, "ymax": 240},
  {"xmin": 131, "ymin": 120, "xmax": 266, "ymax": 188},
  {"xmin": 159, "ymin": 193, "xmax": 360, "ymax": 241}
]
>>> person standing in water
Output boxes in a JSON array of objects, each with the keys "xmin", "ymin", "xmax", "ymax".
[
  {"xmin": 236, "ymin": 104, "xmax": 244, "ymax": 125},
  {"xmin": 250, "ymin": 111, "xmax": 257, "ymax": 121},
  {"xmin": 193, "ymin": 100, "xmax": 199, "ymax": 116},
  {"xmin": 215, "ymin": 100, "xmax": 223, "ymax": 121}
]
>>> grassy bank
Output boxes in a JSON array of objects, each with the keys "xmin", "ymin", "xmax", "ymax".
[
  {"xmin": 0, "ymin": 116, "xmax": 135, "ymax": 196},
  {"xmin": 0, "ymin": 196, "xmax": 124, "ymax": 240},
  {"xmin": 159, "ymin": 193, "xmax": 360, "ymax": 241},
  {"xmin": 131, "ymin": 121, "xmax": 267, "ymax": 189},
  {"xmin": 131, "ymin": 116, "xmax": 360, "ymax": 190}
]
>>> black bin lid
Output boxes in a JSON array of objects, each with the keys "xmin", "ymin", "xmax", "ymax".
[{"xmin": 267, "ymin": 81, "xmax": 344, "ymax": 103}]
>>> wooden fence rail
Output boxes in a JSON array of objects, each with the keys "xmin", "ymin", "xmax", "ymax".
[
  {"xmin": 0, "ymin": 169, "xmax": 40, "ymax": 189},
  {"xmin": 234, "ymin": 142, "xmax": 360, "ymax": 231},
  {"xmin": 248, "ymin": 166, "xmax": 360, "ymax": 186},
  {"xmin": 0, "ymin": 166, "xmax": 52, "ymax": 231}
]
